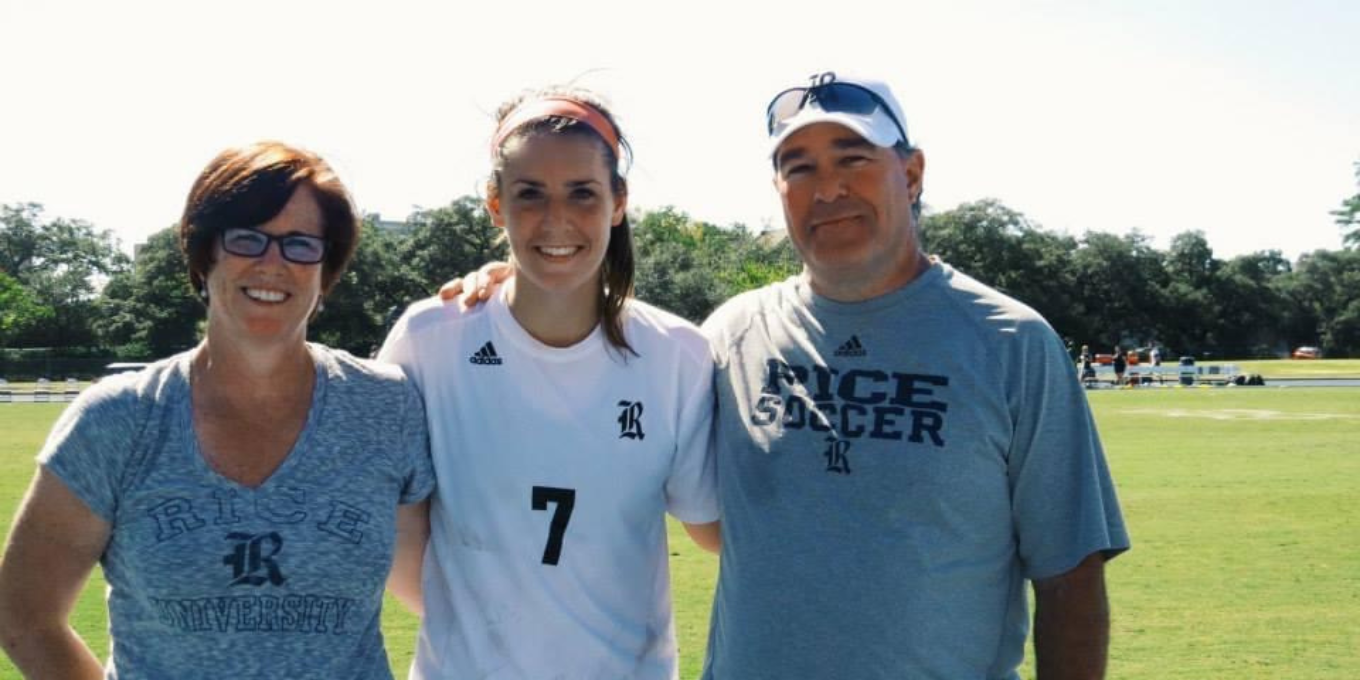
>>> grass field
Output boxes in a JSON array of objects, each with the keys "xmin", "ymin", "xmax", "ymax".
[
  {"xmin": 1219, "ymin": 358, "xmax": 1360, "ymax": 379},
  {"xmin": 2, "ymin": 387, "xmax": 1358, "ymax": 678}
]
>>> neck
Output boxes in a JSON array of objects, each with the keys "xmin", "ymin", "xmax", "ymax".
[
  {"xmin": 809, "ymin": 250, "xmax": 934, "ymax": 302},
  {"xmin": 193, "ymin": 334, "xmax": 315, "ymax": 401},
  {"xmin": 504, "ymin": 276, "xmax": 600, "ymax": 348}
]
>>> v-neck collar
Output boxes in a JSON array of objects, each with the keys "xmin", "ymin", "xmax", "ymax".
[{"xmin": 177, "ymin": 344, "xmax": 328, "ymax": 491}]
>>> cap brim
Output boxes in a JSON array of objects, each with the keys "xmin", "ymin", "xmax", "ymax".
[{"xmin": 769, "ymin": 109, "xmax": 901, "ymax": 157}]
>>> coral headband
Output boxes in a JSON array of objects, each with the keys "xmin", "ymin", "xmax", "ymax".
[{"xmin": 490, "ymin": 97, "xmax": 620, "ymax": 159}]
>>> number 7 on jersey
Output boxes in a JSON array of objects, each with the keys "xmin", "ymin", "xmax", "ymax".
[{"xmin": 531, "ymin": 486, "xmax": 576, "ymax": 565}]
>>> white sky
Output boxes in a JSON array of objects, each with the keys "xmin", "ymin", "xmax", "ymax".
[{"xmin": 2, "ymin": 0, "xmax": 1357, "ymax": 261}]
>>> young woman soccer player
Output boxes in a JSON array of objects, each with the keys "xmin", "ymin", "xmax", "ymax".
[{"xmin": 378, "ymin": 87, "xmax": 720, "ymax": 679}]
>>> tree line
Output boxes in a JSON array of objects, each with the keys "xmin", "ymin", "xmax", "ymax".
[{"xmin": 3, "ymin": 172, "xmax": 1359, "ymax": 374}]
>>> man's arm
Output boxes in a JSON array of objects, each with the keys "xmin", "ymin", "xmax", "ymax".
[
  {"xmin": 0, "ymin": 468, "xmax": 110, "ymax": 679},
  {"xmin": 1032, "ymin": 551, "xmax": 1110, "ymax": 680},
  {"xmin": 682, "ymin": 520, "xmax": 721, "ymax": 554},
  {"xmin": 438, "ymin": 262, "xmax": 513, "ymax": 307}
]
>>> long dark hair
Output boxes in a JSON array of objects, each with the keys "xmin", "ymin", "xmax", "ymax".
[{"xmin": 488, "ymin": 87, "xmax": 636, "ymax": 356}]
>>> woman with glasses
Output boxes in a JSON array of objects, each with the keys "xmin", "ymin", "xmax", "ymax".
[
  {"xmin": 379, "ymin": 87, "xmax": 720, "ymax": 679},
  {"xmin": 0, "ymin": 141, "xmax": 434, "ymax": 679}
]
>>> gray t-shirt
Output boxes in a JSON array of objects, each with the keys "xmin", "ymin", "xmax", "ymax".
[
  {"xmin": 700, "ymin": 262, "xmax": 1129, "ymax": 680},
  {"xmin": 38, "ymin": 344, "xmax": 435, "ymax": 680}
]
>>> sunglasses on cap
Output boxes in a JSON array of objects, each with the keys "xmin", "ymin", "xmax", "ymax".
[
  {"xmin": 766, "ymin": 73, "xmax": 910, "ymax": 147},
  {"xmin": 220, "ymin": 227, "xmax": 328, "ymax": 265}
]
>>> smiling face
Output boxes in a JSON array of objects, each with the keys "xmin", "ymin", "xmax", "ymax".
[
  {"xmin": 203, "ymin": 185, "xmax": 325, "ymax": 346},
  {"xmin": 488, "ymin": 132, "xmax": 626, "ymax": 306},
  {"xmin": 774, "ymin": 122, "xmax": 927, "ymax": 301}
]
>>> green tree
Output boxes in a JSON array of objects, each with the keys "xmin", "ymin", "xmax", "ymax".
[
  {"xmin": 633, "ymin": 207, "xmax": 800, "ymax": 323},
  {"xmin": 1211, "ymin": 251, "xmax": 1293, "ymax": 357},
  {"xmin": 310, "ymin": 218, "xmax": 425, "ymax": 356},
  {"xmin": 1284, "ymin": 248, "xmax": 1360, "ymax": 356},
  {"xmin": 1068, "ymin": 230, "xmax": 1168, "ymax": 353},
  {"xmin": 921, "ymin": 199, "xmax": 1081, "ymax": 339},
  {"xmin": 0, "ymin": 271, "xmax": 53, "ymax": 346},
  {"xmin": 1334, "ymin": 160, "xmax": 1360, "ymax": 248},
  {"xmin": 94, "ymin": 227, "xmax": 203, "ymax": 357},
  {"xmin": 1, "ymin": 202, "xmax": 126, "ymax": 347},
  {"xmin": 1160, "ymin": 231, "xmax": 1221, "ymax": 354},
  {"xmin": 401, "ymin": 197, "xmax": 506, "ymax": 292}
]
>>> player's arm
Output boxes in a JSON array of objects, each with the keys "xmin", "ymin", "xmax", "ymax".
[
  {"xmin": 1031, "ymin": 551, "xmax": 1110, "ymax": 680},
  {"xmin": 0, "ymin": 467, "xmax": 110, "ymax": 679},
  {"xmin": 682, "ymin": 520, "xmax": 720, "ymax": 554},
  {"xmin": 387, "ymin": 500, "xmax": 430, "ymax": 615}
]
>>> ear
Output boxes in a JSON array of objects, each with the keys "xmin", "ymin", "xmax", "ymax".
[
  {"xmin": 486, "ymin": 186, "xmax": 506, "ymax": 229},
  {"xmin": 610, "ymin": 183, "xmax": 629, "ymax": 227},
  {"xmin": 899, "ymin": 148, "xmax": 925, "ymax": 204}
]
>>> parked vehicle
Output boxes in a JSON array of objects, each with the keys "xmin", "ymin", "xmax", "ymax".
[
  {"xmin": 1291, "ymin": 346, "xmax": 1321, "ymax": 359},
  {"xmin": 102, "ymin": 362, "xmax": 151, "ymax": 376}
]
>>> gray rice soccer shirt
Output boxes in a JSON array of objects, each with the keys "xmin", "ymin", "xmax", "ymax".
[
  {"xmin": 38, "ymin": 345, "xmax": 435, "ymax": 680},
  {"xmin": 700, "ymin": 262, "xmax": 1129, "ymax": 680}
]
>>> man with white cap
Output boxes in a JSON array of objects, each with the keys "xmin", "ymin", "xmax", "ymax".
[{"xmin": 698, "ymin": 72, "xmax": 1130, "ymax": 679}]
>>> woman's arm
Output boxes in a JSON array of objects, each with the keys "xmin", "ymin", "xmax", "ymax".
[
  {"xmin": 0, "ymin": 467, "xmax": 111, "ymax": 679},
  {"xmin": 386, "ymin": 500, "xmax": 430, "ymax": 615}
]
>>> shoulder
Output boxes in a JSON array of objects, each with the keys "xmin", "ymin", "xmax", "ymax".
[
  {"xmin": 312, "ymin": 344, "xmax": 418, "ymax": 400},
  {"xmin": 394, "ymin": 295, "xmax": 486, "ymax": 339},
  {"xmin": 933, "ymin": 263, "xmax": 1055, "ymax": 340},
  {"xmin": 623, "ymin": 299, "xmax": 713, "ymax": 367},
  {"xmin": 37, "ymin": 352, "xmax": 192, "ymax": 486},
  {"xmin": 75, "ymin": 352, "xmax": 189, "ymax": 418},
  {"xmin": 702, "ymin": 277, "xmax": 797, "ymax": 342}
]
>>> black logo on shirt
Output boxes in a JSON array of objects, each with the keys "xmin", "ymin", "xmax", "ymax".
[
  {"xmin": 469, "ymin": 341, "xmax": 503, "ymax": 365},
  {"xmin": 834, "ymin": 335, "xmax": 867, "ymax": 357},
  {"xmin": 823, "ymin": 437, "xmax": 852, "ymax": 474},
  {"xmin": 617, "ymin": 401, "xmax": 645, "ymax": 440},
  {"xmin": 224, "ymin": 532, "xmax": 288, "ymax": 586},
  {"xmin": 752, "ymin": 359, "xmax": 949, "ymax": 447}
]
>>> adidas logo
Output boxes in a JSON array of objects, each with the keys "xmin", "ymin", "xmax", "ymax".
[
  {"xmin": 834, "ymin": 335, "xmax": 867, "ymax": 357},
  {"xmin": 468, "ymin": 341, "xmax": 503, "ymax": 366}
]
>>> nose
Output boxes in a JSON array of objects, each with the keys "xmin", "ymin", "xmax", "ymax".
[
  {"xmin": 257, "ymin": 237, "xmax": 289, "ymax": 265},
  {"xmin": 544, "ymin": 197, "xmax": 568, "ymax": 230},
  {"xmin": 813, "ymin": 169, "xmax": 847, "ymax": 203}
]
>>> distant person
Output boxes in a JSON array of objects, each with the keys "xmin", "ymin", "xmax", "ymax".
[
  {"xmin": 0, "ymin": 142, "xmax": 434, "ymax": 679},
  {"xmin": 1081, "ymin": 343, "xmax": 1097, "ymax": 386},
  {"xmin": 1112, "ymin": 345, "xmax": 1127, "ymax": 386},
  {"xmin": 379, "ymin": 86, "xmax": 719, "ymax": 679},
  {"xmin": 1150, "ymin": 344, "xmax": 1162, "ymax": 366},
  {"xmin": 1125, "ymin": 347, "xmax": 1141, "ymax": 385}
]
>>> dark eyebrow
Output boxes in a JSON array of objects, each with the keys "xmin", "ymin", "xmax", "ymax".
[
  {"xmin": 510, "ymin": 179, "xmax": 603, "ymax": 188},
  {"xmin": 775, "ymin": 135, "xmax": 875, "ymax": 170},
  {"xmin": 775, "ymin": 148, "xmax": 808, "ymax": 169},
  {"xmin": 833, "ymin": 137, "xmax": 876, "ymax": 151}
]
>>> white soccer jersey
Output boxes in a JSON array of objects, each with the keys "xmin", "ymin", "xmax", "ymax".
[{"xmin": 379, "ymin": 289, "xmax": 719, "ymax": 680}]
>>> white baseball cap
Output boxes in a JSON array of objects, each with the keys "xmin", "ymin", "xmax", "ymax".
[{"xmin": 767, "ymin": 72, "xmax": 910, "ymax": 156}]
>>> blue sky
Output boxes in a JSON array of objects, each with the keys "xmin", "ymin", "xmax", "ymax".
[{"xmin": 1, "ymin": 0, "xmax": 1356, "ymax": 261}]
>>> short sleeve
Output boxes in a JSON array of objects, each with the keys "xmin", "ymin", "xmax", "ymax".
[
  {"xmin": 396, "ymin": 378, "xmax": 436, "ymax": 505},
  {"xmin": 1008, "ymin": 326, "xmax": 1130, "ymax": 580},
  {"xmin": 377, "ymin": 309, "xmax": 420, "ymax": 387},
  {"xmin": 37, "ymin": 380, "xmax": 142, "ymax": 521},
  {"xmin": 664, "ymin": 341, "xmax": 720, "ymax": 524},
  {"xmin": 700, "ymin": 307, "xmax": 732, "ymax": 371}
]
